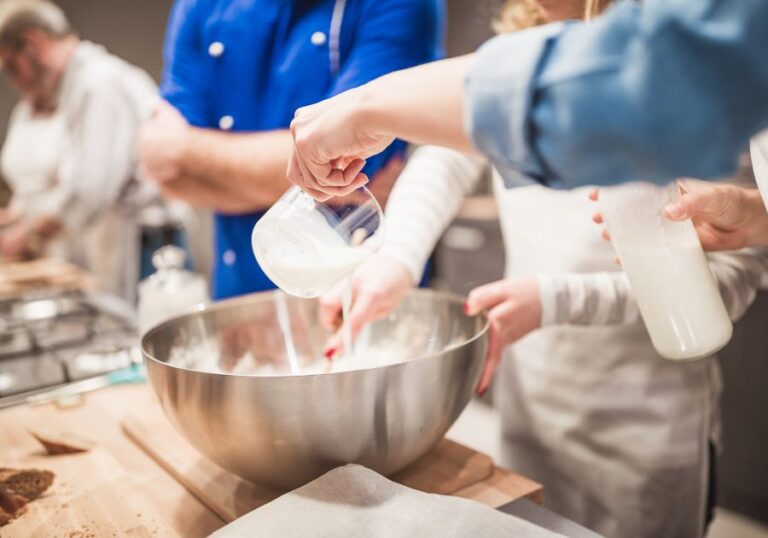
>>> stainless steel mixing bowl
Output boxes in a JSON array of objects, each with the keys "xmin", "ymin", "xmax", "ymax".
[{"xmin": 142, "ymin": 289, "xmax": 488, "ymax": 490}]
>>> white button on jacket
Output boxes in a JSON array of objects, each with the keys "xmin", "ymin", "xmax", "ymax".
[
  {"xmin": 219, "ymin": 115, "xmax": 234, "ymax": 130},
  {"xmin": 208, "ymin": 41, "xmax": 225, "ymax": 57},
  {"xmin": 310, "ymin": 31, "xmax": 326, "ymax": 46},
  {"xmin": 222, "ymin": 249, "xmax": 236, "ymax": 266}
]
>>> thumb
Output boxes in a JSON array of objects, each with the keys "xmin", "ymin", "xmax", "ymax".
[
  {"xmin": 664, "ymin": 188, "xmax": 722, "ymax": 222},
  {"xmin": 465, "ymin": 280, "xmax": 511, "ymax": 316},
  {"xmin": 476, "ymin": 323, "xmax": 503, "ymax": 396}
]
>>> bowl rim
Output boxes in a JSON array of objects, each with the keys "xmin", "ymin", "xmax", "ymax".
[{"xmin": 141, "ymin": 288, "xmax": 490, "ymax": 380}]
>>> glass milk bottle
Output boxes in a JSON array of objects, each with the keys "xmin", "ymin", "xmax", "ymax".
[
  {"xmin": 599, "ymin": 182, "xmax": 732, "ymax": 360},
  {"xmin": 137, "ymin": 245, "xmax": 209, "ymax": 335}
]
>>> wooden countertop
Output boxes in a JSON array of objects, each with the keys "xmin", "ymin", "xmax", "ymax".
[{"xmin": 0, "ymin": 384, "xmax": 542, "ymax": 536}]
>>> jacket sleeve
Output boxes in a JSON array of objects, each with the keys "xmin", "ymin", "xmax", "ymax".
[
  {"xmin": 466, "ymin": 0, "xmax": 768, "ymax": 189},
  {"xmin": 51, "ymin": 81, "xmax": 141, "ymax": 230},
  {"xmin": 160, "ymin": 0, "xmax": 211, "ymax": 127}
]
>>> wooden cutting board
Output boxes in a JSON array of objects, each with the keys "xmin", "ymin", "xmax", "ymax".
[
  {"xmin": 0, "ymin": 257, "xmax": 94, "ymax": 297},
  {"xmin": 0, "ymin": 447, "xmax": 179, "ymax": 537},
  {"xmin": 122, "ymin": 410, "xmax": 495, "ymax": 524}
]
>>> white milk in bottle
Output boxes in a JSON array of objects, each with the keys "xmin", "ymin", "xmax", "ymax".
[{"xmin": 600, "ymin": 182, "xmax": 732, "ymax": 360}]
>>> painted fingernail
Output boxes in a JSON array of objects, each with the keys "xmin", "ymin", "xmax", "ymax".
[{"xmin": 323, "ymin": 347, "xmax": 337, "ymax": 360}]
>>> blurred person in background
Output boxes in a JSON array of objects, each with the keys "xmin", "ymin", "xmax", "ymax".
[
  {"xmin": 139, "ymin": 0, "xmax": 442, "ymax": 301},
  {"xmin": 318, "ymin": 1, "xmax": 768, "ymax": 535},
  {"xmin": 0, "ymin": 0, "xmax": 168, "ymax": 301}
]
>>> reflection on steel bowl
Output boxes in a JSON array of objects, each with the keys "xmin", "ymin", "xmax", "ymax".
[{"xmin": 142, "ymin": 289, "xmax": 488, "ymax": 490}]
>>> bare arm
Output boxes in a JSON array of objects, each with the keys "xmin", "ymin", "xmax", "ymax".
[
  {"xmin": 288, "ymin": 55, "xmax": 476, "ymax": 198},
  {"xmin": 360, "ymin": 56, "xmax": 475, "ymax": 152},
  {"xmin": 140, "ymin": 101, "xmax": 291, "ymax": 213}
]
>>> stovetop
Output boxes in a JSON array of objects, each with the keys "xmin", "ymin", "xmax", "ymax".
[{"xmin": 0, "ymin": 290, "xmax": 140, "ymax": 407}]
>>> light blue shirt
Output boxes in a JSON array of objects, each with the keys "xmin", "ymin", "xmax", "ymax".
[{"xmin": 466, "ymin": 0, "xmax": 768, "ymax": 188}]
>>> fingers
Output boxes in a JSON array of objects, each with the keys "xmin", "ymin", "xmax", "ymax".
[
  {"xmin": 346, "ymin": 291, "xmax": 380, "ymax": 339},
  {"xmin": 477, "ymin": 324, "xmax": 503, "ymax": 396},
  {"xmin": 663, "ymin": 189, "xmax": 717, "ymax": 222},
  {"xmin": 343, "ymin": 159, "xmax": 366, "ymax": 183},
  {"xmin": 317, "ymin": 174, "xmax": 370, "ymax": 196},
  {"xmin": 323, "ymin": 330, "xmax": 344, "ymax": 360},
  {"xmin": 287, "ymin": 138, "xmax": 325, "ymax": 198},
  {"xmin": 465, "ymin": 280, "xmax": 512, "ymax": 316},
  {"xmin": 287, "ymin": 143, "xmax": 368, "ymax": 199},
  {"xmin": 663, "ymin": 201, "xmax": 688, "ymax": 221},
  {"xmin": 319, "ymin": 283, "xmax": 345, "ymax": 332}
]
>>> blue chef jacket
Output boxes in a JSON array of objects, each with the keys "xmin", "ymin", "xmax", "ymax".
[{"xmin": 161, "ymin": 0, "xmax": 443, "ymax": 299}]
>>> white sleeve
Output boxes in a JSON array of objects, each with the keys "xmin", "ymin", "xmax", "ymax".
[
  {"xmin": 537, "ymin": 271, "xmax": 641, "ymax": 327},
  {"xmin": 52, "ymin": 80, "xmax": 140, "ymax": 230},
  {"xmin": 707, "ymin": 248, "xmax": 768, "ymax": 320},
  {"xmin": 751, "ymin": 132, "xmax": 768, "ymax": 211},
  {"xmin": 538, "ymin": 248, "xmax": 768, "ymax": 327},
  {"xmin": 378, "ymin": 146, "xmax": 486, "ymax": 282}
]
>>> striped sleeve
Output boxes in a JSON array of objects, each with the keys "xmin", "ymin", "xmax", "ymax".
[
  {"xmin": 379, "ymin": 146, "xmax": 486, "ymax": 282},
  {"xmin": 538, "ymin": 248, "xmax": 768, "ymax": 327}
]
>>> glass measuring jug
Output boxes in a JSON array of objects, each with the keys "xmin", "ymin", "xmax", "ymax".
[{"xmin": 252, "ymin": 186, "xmax": 384, "ymax": 298}]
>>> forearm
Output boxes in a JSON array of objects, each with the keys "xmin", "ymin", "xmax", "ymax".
[
  {"xmin": 174, "ymin": 129, "xmax": 292, "ymax": 211},
  {"xmin": 157, "ymin": 174, "xmax": 261, "ymax": 214},
  {"xmin": 357, "ymin": 56, "xmax": 476, "ymax": 154}
]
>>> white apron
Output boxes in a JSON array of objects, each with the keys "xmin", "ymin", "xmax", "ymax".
[
  {"xmin": 1, "ymin": 97, "xmax": 144, "ymax": 302},
  {"xmin": 493, "ymin": 180, "xmax": 721, "ymax": 538},
  {"xmin": 0, "ymin": 103, "xmax": 69, "ymax": 259}
]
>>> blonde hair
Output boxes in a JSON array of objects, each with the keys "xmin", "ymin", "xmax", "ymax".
[{"xmin": 496, "ymin": 0, "xmax": 612, "ymax": 32}]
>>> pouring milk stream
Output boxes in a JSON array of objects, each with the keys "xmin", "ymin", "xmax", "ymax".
[{"xmin": 252, "ymin": 186, "xmax": 383, "ymax": 363}]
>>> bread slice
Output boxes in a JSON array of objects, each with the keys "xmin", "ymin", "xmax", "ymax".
[
  {"xmin": 0, "ymin": 487, "xmax": 29, "ymax": 527},
  {"xmin": 29, "ymin": 428, "xmax": 95, "ymax": 455},
  {"xmin": 0, "ymin": 487, "xmax": 28, "ymax": 514},
  {"xmin": 0, "ymin": 468, "xmax": 54, "ymax": 501},
  {"xmin": 0, "ymin": 507, "xmax": 12, "ymax": 526}
]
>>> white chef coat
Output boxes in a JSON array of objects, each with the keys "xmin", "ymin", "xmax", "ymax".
[
  {"xmin": 1, "ymin": 102, "xmax": 68, "ymax": 259},
  {"xmin": 1, "ymin": 41, "xmax": 165, "ymax": 301},
  {"xmin": 1, "ymin": 102, "xmax": 66, "ymax": 215},
  {"xmin": 380, "ymin": 145, "xmax": 768, "ymax": 537}
]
